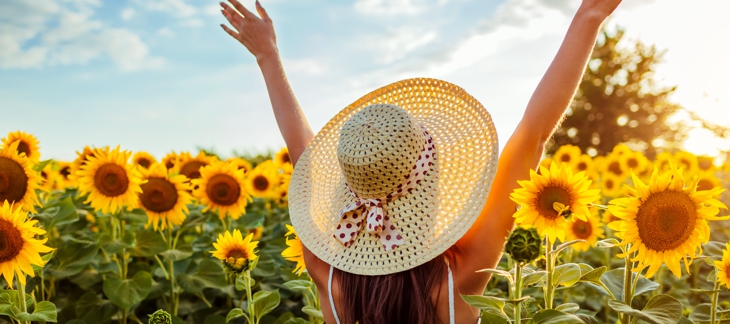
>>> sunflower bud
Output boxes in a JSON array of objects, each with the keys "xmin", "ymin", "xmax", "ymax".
[
  {"xmin": 552, "ymin": 202, "xmax": 572, "ymax": 219},
  {"xmin": 224, "ymin": 256, "xmax": 251, "ymax": 274},
  {"xmin": 505, "ymin": 227, "xmax": 542, "ymax": 264},
  {"xmin": 149, "ymin": 309, "xmax": 172, "ymax": 324}
]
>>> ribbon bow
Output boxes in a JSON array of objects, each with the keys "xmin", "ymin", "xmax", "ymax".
[{"xmin": 333, "ymin": 128, "xmax": 435, "ymax": 251}]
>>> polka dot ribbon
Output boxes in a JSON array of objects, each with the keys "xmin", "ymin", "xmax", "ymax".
[{"xmin": 334, "ymin": 127, "xmax": 436, "ymax": 251}]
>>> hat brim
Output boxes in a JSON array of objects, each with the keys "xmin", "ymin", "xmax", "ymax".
[{"xmin": 289, "ymin": 78, "xmax": 499, "ymax": 276}]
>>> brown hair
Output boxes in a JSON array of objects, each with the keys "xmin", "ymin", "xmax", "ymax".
[{"xmin": 333, "ymin": 250, "xmax": 455, "ymax": 324}]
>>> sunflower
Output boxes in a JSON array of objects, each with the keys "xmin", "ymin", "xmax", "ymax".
[
  {"xmin": 511, "ymin": 162, "xmax": 601, "ymax": 243},
  {"xmin": 654, "ymin": 152, "xmax": 674, "ymax": 172},
  {"xmin": 39, "ymin": 163, "xmax": 61, "ymax": 192},
  {"xmin": 274, "ymin": 148, "xmax": 293, "ymax": 174},
  {"xmin": 573, "ymin": 154, "xmax": 594, "ymax": 175},
  {"xmin": 539, "ymin": 157, "xmax": 553, "ymax": 173},
  {"xmin": 604, "ymin": 154, "xmax": 627, "ymax": 179},
  {"xmin": 611, "ymin": 143, "xmax": 632, "ymax": 156},
  {"xmin": 564, "ymin": 210, "xmax": 604, "ymax": 252},
  {"xmin": 247, "ymin": 226, "xmax": 263, "ymax": 241},
  {"xmin": 0, "ymin": 201, "xmax": 54, "ymax": 288},
  {"xmin": 246, "ymin": 161, "xmax": 280, "ymax": 199},
  {"xmin": 715, "ymin": 242, "xmax": 730, "ymax": 289},
  {"xmin": 55, "ymin": 161, "xmax": 74, "ymax": 190},
  {"xmin": 274, "ymin": 173, "xmax": 291, "ymax": 203},
  {"xmin": 192, "ymin": 161, "xmax": 250, "ymax": 220},
  {"xmin": 282, "ymin": 224, "xmax": 306, "ymax": 275},
  {"xmin": 0, "ymin": 141, "xmax": 42, "ymax": 213},
  {"xmin": 696, "ymin": 171, "xmax": 722, "ymax": 192},
  {"xmin": 674, "ymin": 151, "xmax": 699, "ymax": 175},
  {"xmin": 77, "ymin": 146, "xmax": 143, "ymax": 214},
  {"xmin": 601, "ymin": 208, "xmax": 619, "ymax": 225},
  {"xmin": 608, "ymin": 166, "xmax": 729, "ymax": 278},
  {"xmin": 697, "ymin": 156, "xmax": 716, "ymax": 172},
  {"xmin": 69, "ymin": 146, "xmax": 96, "ymax": 186},
  {"xmin": 601, "ymin": 173, "xmax": 624, "ymax": 198},
  {"xmin": 210, "ymin": 229, "xmax": 259, "ymax": 273},
  {"xmin": 175, "ymin": 151, "xmax": 217, "ymax": 181},
  {"xmin": 138, "ymin": 163, "xmax": 192, "ymax": 231},
  {"xmin": 227, "ymin": 157, "xmax": 253, "ymax": 175},
  {"xmin": 2, "ymin": 131, "xmax": 41, "ymax": 162},
  {"xmin": 553, "ymin": 145, "xmax": 581, "ymax": 169},
  {"xmin": 620, "ymin": 150, "xmax": 648, "ymax": 175},
  {"xmin": 162, "ymin": 152, "xmax": 179, "ymax": 170},
  {"xmin": 132, "ymin": 151, "xmax": 157, "ymax": 170}
]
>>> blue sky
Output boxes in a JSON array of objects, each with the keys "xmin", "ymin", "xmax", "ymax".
[{"xmin": 2, "ymin": 0, "xmax": 730, "ymax": 161}]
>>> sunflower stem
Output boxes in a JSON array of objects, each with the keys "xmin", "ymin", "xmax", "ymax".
[
  {"xmin": 245, "ymin": 270, "xmax": 255, "ymax": 323},
  {"xmin": 622, "ymin": 244, "xmax": 633, "ymax": 324},
  {"xmin": 545, "ymin": 237, "xmax": 555, "ymax": 310},
  {"xmin": 17, "ymin": 277, "xmax": 29, "ymax": 324},
  {"xmin": 167, "ymin": 227, "xmax": 178, "ymax": 316},
  {"xmin": 514, "ymin": 262, "xmax": 524, "ymax": 324},
  {"xmin": 711, "ymin": 280, "xmax": 721, "ymax": 324}
]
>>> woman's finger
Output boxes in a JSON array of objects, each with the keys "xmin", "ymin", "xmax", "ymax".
[
  {"xmin": 228, "ymin": 0, "xmax": 257, "ymax": 20},
  {"xmin": 255, "ymin": 0, "xmax": 271, "ymax": 21},
  {"xmin": 220, "ymin": 24, "xmax": 240, "ymax": 39},
  {"xmin": 221, "ymin": 9, "xmax": 242, "ymax": 30}
]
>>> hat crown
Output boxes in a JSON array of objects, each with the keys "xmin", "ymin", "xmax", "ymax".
[{"xmin": 337, "ymin": 104, "xmax": 425, "ymax": 199}]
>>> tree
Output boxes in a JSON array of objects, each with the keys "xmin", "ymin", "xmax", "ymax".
[{"xmin": 546, "ymin": 28, "xmax": 686, "ymax": 158}]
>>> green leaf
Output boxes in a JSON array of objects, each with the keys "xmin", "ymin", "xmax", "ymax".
[
  {"xmin": 226, "ymin": 308, "xmax": 245, "ymax": 323},
  {"xmin": 160, "ymin": 244, "xmax": 193, "ymax": 262},
  {"xmin": 595, "ymin": 238, "xmax": 621, "ymax": 249},
  {"xmin": 522, "ymin": 270, "xmax": 547, "ymax": 286},
  {"xmin": 460, "ymin": 295, "xmax": 505, "ymax": 310},
  {"xmin": 102, "ymin": 271, "xmax": 152, "ymax": 311},
  {"xmin": 579, "ymin": 266, "xmax": 607, "ymax": 284},
  {"xmin": 553, "ymin": 263, "xmax": 581, "ymax": 287},
  {"xmin": 703, "ymin": 241, "xmax": 726, "ymax": 260},
  {"xmin": 689, "ymin": 303, "xmax": 712, "ymax": 322},
  {"xmin": 235, "ymin": 276, "xmax": 256, "ymax": 291},
  {"xmin": 252, "ymin": 290, "xmax": 281, "ymax": 319},
  {"xmin": 100, "ymin": 232, "xmax": 133, "ymax": 255},
  {"xmin": 132, "ymin": 230, "xmax": 168, "ymax": 257},
  {"xmin": 527, "ymin": 309, "xmax": 584, "ymax": 324},
  {"xmin": 177, "ymin": 260, "xmax": 228, "ymax": 294},
  {"xmin": 591, "ymin": 268, "xmax": 658, "ymax": 301},
  {"xmin": 75, "ymin": 291, "xmax": 118, "ymax": 323},
  {"xmin": 283, "ymin": 280, "xmax": 314, "ymax": 293},
  {"xmin": 15, "ymin": 301, "xmax": 57, "ymax": 322},
  {"xmin": 32, "ymin": 159, "xmax": 52, "ymax": 172},
  {"xmin": 118, "ymin": 209, "xmax": 148, "ymax": 224},
  {"xmin": 476, "ymin": 269, "xmax": 514, "ymax": 284},
  {"xmin": 555, "ymin": 303, "xmax": 580, "ymax": 313},
  {"xmin": 608, "ymin": 294, "xmax": 683, "ymax": 324},
  {"xmin": 49, "ymin": 240, "xmax": 99, "ymax": 278},
  {"xmin": 36, "ymin": 196, "xmax": 79, "ymax": 228},
  {"xmin": 301, "ymin": 306, "xmax": 323, "ymax": 319},
  {"xmin": 575, "ymin": 314, "xmax": 601, "ymax": 324},
  {"xmin": 480, "ymin": 310, "xmax": 511, "ymax": 324},
  {"xmin": 551, "ymin": 240, "xmax": 585, "ymax": 255}
]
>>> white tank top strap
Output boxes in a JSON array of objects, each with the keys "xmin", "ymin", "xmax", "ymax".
[{"xmin": 328, "ymin": 265, "xmax": 342, "ymax": 324}]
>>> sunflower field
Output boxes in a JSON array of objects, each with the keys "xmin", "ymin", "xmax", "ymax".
[{"xmin": 1, "ymin": 130, "xmax": 730, "ymax": 324}]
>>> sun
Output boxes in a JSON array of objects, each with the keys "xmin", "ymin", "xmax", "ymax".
[
  {"xmin": 133, "ymin": 151, "xmax": 157, "ymax": 170},
  {"xmin": 608, "ymin": 166, "xmax": 729, "ymax": 278},
  {"xmin": 2, "ymin": 131, "xmax": 41, "ymax": 162},
  {"xmin": 138, "ymin": 163, "xmax": 192, "ymax": 231},
  {"xmin": 210, "ymin": 229, "xmax": 259, "ymax": 273},
  {"xmin": 564, "ymin": 209, "xmax": 604, "ymax": 252},
  {"xmin": 715, "ymin": 242, "xmax": 730, "ymax": 289},
  {"xmin": 0, "ymin": 141, "xmax": 42, "ymax": 213},
  {"xmin": 77, "ymin": 146, "xmax": 144, "ymax": 214},
  {"xmin": 0, "ymin": 201, "xmax": 54, "ymax": 288},
  {"xmin": 511, "ymin": 162, "xmax": 601, "ymax": 243},
  {"xmin": 282, "ymin": 224, "xmax": 306, "ymax": 275},
  {"xmin": 192, "ymin": 160, "xmax": 250, "ymax": 220},
  {"xmin": 246, "ymin": 161, "xmax": 280, "ymax": 199}
]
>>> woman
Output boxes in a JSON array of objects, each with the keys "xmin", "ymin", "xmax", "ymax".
[{"xmin": 220, "ymin": 1, "xmax": 622, "ymax": 323}]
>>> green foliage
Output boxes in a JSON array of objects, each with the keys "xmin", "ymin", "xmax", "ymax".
[{"xmin": 506, "ymin": 227, "xmax": 543, "ymax": 263}]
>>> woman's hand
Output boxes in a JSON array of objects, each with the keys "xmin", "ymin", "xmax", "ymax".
[
  {"xmin": 220, "ymin": 0, "xmax": 278, "ymax": 63},
  {"xmin": 578, "ymin": 0, "xmax": 622, "ymax": 21}
]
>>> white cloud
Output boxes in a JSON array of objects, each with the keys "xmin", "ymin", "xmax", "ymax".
[
  {"xmin": 354, "ymin": 0, "xmax": 429, "ymax": 16},
  {"xmin": 157, "ymin": 27, "xmax": 176, "ymax": 38},
  {"xmin": 133, "ymin": 0, "xmax": 197, "ymax": 18},
  {"xmin": 0, "ymin": 0, "xmax": 163, "ymax": 71},
  {"xmin": 203, "ymin": 3, "xmax": 221, "ymax": 16},
  {"xmin": 282, "ymin": 58, "xmax": 328, "ymax": 76},
  {"xmin": 180, "ymin": 18, "xmax": 204, "ymax": 27},
  {"xmin": 121, "ymin": 8, "xmax": 135, "ymax": 21},
  {"xmin": 362, "ymin": 27, "xmax": 437, "ymax": 65}
]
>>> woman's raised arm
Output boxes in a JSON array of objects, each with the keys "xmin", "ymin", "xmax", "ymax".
[
  {"xmin": 455, "ymin": 0, "xmax": 622, "ymax": 284},
  {"xmin": 220, "ymin": 0, "xmax": 313, "ymax": 165}
]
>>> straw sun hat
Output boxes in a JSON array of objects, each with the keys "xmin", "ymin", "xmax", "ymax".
[{"xmin": 289, "ymin": 78, "xmax": 498, "ymax": 276}]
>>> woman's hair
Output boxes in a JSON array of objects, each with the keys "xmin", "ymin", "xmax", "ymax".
[{"xmin": 333, "ymin": 248, "xmax": 456, "ymax": 324}]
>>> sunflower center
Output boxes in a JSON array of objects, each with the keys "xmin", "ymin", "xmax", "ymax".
[
  {"xmin": 605, "ymin": 179, "xmax": 615, "ymax": 190},
  {"xmin": 0, "ymin": 157, "xmax": 28, "ymax": 203},
  {"xmin": 180, "ymin": 161, "xmax": 206, "ymax": 180},
  {"xmin": 0, "ymin": 219, "xmax": 23, "ymax": 263},
  {"xmin": 627, "ymin": 158, "xmax": 638, "ymax": 169},
  {"xmin": 59, "ymin": 166, "xmax": 71, "ymax": 180},
  {"xmin": 560, "ymin": 154, "xmax": 571, "ymax": 163},
  {"xmin": 94, "ymin": 164, "xmax": 129, "ymax": 197},
  {"xmin": 697, "ymin": 179, "xmax": 714, "ymax": 191},
  {"xmin": 140, "ymin": 177, "xmax": 179, "ymax": 213},
  {"xmin": 137, "ymin": 158, "xmax": 151, "ymax": 169},
  {"xmin": 536, "ymin": 186, "xmax": 572, "ymax": 219},
  {"xmin": 227, "ymin": 248, "xmax": 248, "ymax": 260},
  {"xmin": 16, "ymin": 141, "xmax": 31, "ymax": 157},
  {"xmin": 635, "ymin": 190, "xmax": 698, "ymax": 251},
  {"xmin": 282, "ymin": 153, "xmax": 291, "ymax": 164},
  {"xmin": 165, "ymin": 160, "xmax": 175, "ymax": 169},
  {"xmin": 608, "ymin": 161, "xmax": 622, "ymax": 176},
  {"xmin": 577, "ymin": 162, "xmax": 587, "ymax": 171},
  {"xmin": 207, "ymin": 174, "xmax": 240, "ymax": 206},
  {"xmin": 571, "ymin": 219, "xmax": 592, "ymax": 239},
  {"xmin": 253, "ymin": 175, "xmax": 270, "ymax": 191}
]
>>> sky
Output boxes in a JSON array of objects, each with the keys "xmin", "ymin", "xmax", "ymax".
[{"xmin": 1, "ymin": 0, "xmax": 729, "ymax": 161}]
